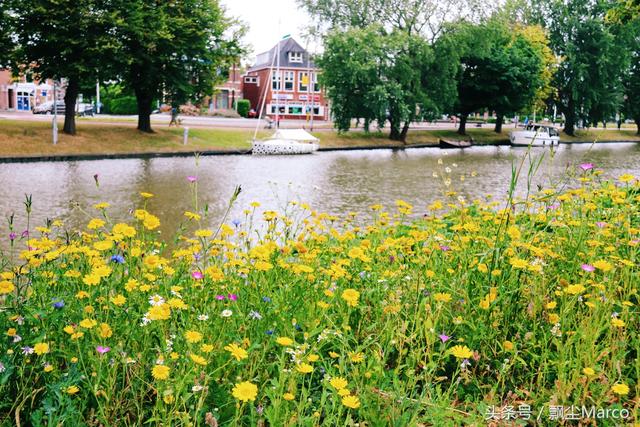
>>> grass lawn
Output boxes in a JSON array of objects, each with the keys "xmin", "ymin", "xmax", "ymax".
[{"xmin": 1, "ymin": 118, "xmax": 639, "ymax": 159}]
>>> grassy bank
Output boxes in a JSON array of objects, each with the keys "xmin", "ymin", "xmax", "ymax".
[
  {"xmin": 0, "ymin": 168, "xmax": 637, "ymax": 425},
  {"xmin": 1, "ymin": 118, "xmax": 639, "ymax": 159}
]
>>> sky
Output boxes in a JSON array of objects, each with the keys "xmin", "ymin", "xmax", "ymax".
[{"xmin": 222, "ymin": 0, "xmax": 316, "ymax": 62}]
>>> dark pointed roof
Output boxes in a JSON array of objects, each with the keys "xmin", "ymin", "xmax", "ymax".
[{"xmin": 249, "ymin": 37, "xmax": 316, "ymax": 71}]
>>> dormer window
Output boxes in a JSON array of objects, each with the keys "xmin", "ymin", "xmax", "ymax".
[{"xmin": 289, "ymin": 52, "xmax": 303, "ymax": 63}]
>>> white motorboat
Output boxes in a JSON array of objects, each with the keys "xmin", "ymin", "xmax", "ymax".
[
  {"xmin": 510, "ymin": 123, "xmax": 560, "ymax": 146},
  {"xmin": 252, "ymin": 129, "xmax": 319, "ymax": 155}
]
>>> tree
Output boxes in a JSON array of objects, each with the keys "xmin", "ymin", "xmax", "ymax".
[
  {"xmin": 114, "ymin": 0, "xmax": 244, "ymax": 133},
  {"xmin": 318, "ymin": 26, "xmax": 458, "ymax": 141},
  {"xmin": 532, "ymin": 0, "xmax": 627, "ymax": 135},
  {"xmin": 11, "ymin": 0, "xmax": 116, "ymax": 135},
  {"xmin": 623, "ymin": 25, "xmax": 640, "ymax": 134},
  {"xmin": 298, "ymin": 0, "xmax": 496, "ymax": 40},
  {"xmin": 0, "ymin": 1, "xmax": 12, "ymax": 67}
]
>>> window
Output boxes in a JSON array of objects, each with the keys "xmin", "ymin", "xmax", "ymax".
[
  {"xmin": 289, "ymin": 52, "xmax": 303, "ymax": 63},
  {"xmin": 312, "ymin": 73, "xmax": 320, "ymax": 92},
  {"xmin": 288, "ymin": 105, "xmax": 303, "ymax": 115},
  {"xmin": 284, "ymin": 71, "xmax": 294, "ymax": 91},
  {"xmin": 271, "ymin": 72, "xmax": 281, "ymax": 90},
  {"xmin": 244, "ymin": 76, "xmax": 257, "ymax": 84},
  {"xmin": 298, "ymin": 72, "xmax": 308, "ymax": 92}
]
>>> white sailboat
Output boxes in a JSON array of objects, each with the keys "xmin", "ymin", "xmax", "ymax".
[
  {"xmin": 510, "ymin": 123, "xmax": 560, "ymax": 147},
  {"xmin": 251, "ymin": 36, "xmax": 319, "ymax": 155}
]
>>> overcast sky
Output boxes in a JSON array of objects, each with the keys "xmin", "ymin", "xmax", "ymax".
[{"xmin": 222, "ymin": 0, "xmax": 316, "ymax": 62}]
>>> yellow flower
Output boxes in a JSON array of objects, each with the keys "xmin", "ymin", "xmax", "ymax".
[
  {"xmin": 87, "ymin": 218, "xmax": 105, "ymax": 230},
  {"xmin": 189, "ymin": 354, "xmax": 208, "ymax": 366},
  {"xmin": 546, "ymin": 301, "xmax": 557, "ymax": 309},
  {"xmin": 184, "ymin": 211, "xmax": 201, "ymax": 221},
  {"xmin": 140, "ymin": 192, "xmax": 154, "ymax": 198},
  {"xmin": 112, "ymin": 223, "xmax": 136, "ymax": 238},
  {"xmin": 341, "ymin": 289, "xmax": 360, "ymax": 307},
  {"xmin": 201, "ymin": 344, "xmax": 214, "ymax": 353},
  {"xmin": 283, "ymin": 392, "xmax": 295, "ymax": 401},
  {"xmin": 79, "ymin": 318, "xmax": 97, "ymax": 329},
  {"xmin": 329, "ymin": 351, "xmax": 340, "ymax": 359},
  {"xmin": 548, "ymin": 313, "xmax": 560, "ymax": 323},
  {"xmin": 276, "ymin": 337, "xmax": 294, "ymax": 346},
  {"xmin": 295, "ymin": 363, "xmax": 313, "ymax": 374},
  {"xmin": 232, "ymin": 381, "xmax": 258, "ymax": 402},
  {"xmin": 66, "ymin": 385, "xmax": 80, "ymax": 395},
  {"xmin": 477, "ymin": 263, "xmax": 488, "ymax": 273},
  {"xmin": 99, "ymin": 323, "xmax": 112, "ymax": 338},
  {"xmin": 224, "ymin": 343, "xmax": 248, "ymax": 361},
  {"xmin": 565, "ymin": 284, "xmax": 585, "ymax": 295},
  {"xmin": 592, "ymin": 260, "xmax": 613, "ymax": 272},
  {"xmin": 611, "ymin": 318, "xmax": 625, "ymax": 328},
  {"xmin": 611, "ymin": 383, "xmax": 629, "ymax": 395},
  {"xmin": 195, "ymin": 229, "xmax": 213, "ymax": 238},
  {"xmin": 583, "ymin": 367, "xmax": 595, "ymax": 376},
  {"xmin": 329, "ymin": 377, "xmax": 348, "ymax": 390},
  {"xmin": 341, "ymin": 395, "xmax": 361, "ymax": 409},
  {"xmin": 503, "ymin": 340, "xmax": 514, "ymax": 351},
  {"xmin": 509, "ymin": 258, "xmax": 529, "ymax": 269},
  {"xmin": 0, "ymin": 280, "xmax": 15, "ymax": 294},
  {"xmin": 349, "ymin": 352, "xmax": 364, "ymax": 363},
  {"xmin": 44, "ymin": 364, "xmax": 54, "ymax": 372},
  {"xmin": 34, "ymin": 342, "xmax": 50, "ymax": 356},
  {"xmin": 143, "ymin": 214, "xmax": 160, "ymax": 230},
  {"xmin": 151, "ymin": 364, "xmax": 170, "ymax": 380},
  {"xmin": 618, "ymin": 173, "xmax": 635, "ymax": 183},
  {"xmin": 111, "ymin": 294, "xmax": 126, "ymax": 306},
  {"xmin": 148, "ymin": 304, "xmax": 171, "ymax": 321},
  {"xmin": 433, "ymin": 292, "xmax": 452, "ymax": 303},
  {"xmin": 449, "ymin": 345, "xmax": 473, "ymax": 359},
  {"xmin": 6, "ymin": 328, "xmax": 17, "ymax": 337},
  {"xmin": 185, "ymin": 330, "xmax": 203, "ymax": 343}
]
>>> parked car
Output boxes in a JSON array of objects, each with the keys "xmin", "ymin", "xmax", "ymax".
[
  {"xmin": 76, "ymin": 103, "xmax": 95, "ymax": 117},
  {"xmin": 32, "ymin": 101, "xmax": 65, "ymax": 114}
]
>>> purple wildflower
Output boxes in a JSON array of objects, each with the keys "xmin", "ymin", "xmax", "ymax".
[
  {"xmin": 579, "ymin": 163, "xmax": 594, "ymax": 171},
  {"xmin": 215, "ymin": 294, "xmax": 226, "ymax": 301},
  {"xmin": 581, "ymin": 264, "xmax": 595, "ymax": 272},
  {"xmin": 439, "ymin": 333, "xmax": 451, "ymax": 343},
  {"xmin": 228, "ymin": 293, "xmax": 238, "ymax": 301},
  {"xmin": 96, "ymin": 346, "xmax": 110, "ymax": 355},
  {"xmin": 191, "ymin": 271, "xmax": 203, "ymax": 280},
  {"xmin": 187, "ymin": 176, "xmax": 197, "ymax": 183},
  {"xmin": 9, "ymin": 232, "xmax": 16, "ymax": 241},
  {"xmin": 52, "ymin": 300, "xmax": 65, "ymax": 309},
  {"xmin": 111, "ymin": 254, "xmax": 125, "ymax": 264}
]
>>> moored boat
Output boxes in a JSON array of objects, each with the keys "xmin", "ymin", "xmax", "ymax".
[
  {"xmin": 252, "ymin": 129, "xmax": 319, "ymax": 155},
  {"xmin": 510, "ymin": 123, "xmax": 560, "ymax": 146},
  {"xmin": 439, "ymin": 138, "xmax": 472, "ymax": 149}
]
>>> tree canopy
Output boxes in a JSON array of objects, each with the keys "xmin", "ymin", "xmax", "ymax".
[{"xmin": 318, "ymin": 26, "xmax": 458, "ymax": 141}]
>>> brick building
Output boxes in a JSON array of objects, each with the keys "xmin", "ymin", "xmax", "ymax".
[
  {"xmin": 209, "ymin": 64, "xmax": 243, "ymax": 112},
  {"xmin": 0, "ymin": 68, "xmax": 56, "ymax": 111},
  {"xmin": 242, "ymin": 37, "xmax": 328, "ymax": 121}
]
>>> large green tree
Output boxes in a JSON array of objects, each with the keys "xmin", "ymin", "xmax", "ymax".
[
  {"xmin": 623, "ymin": 23, "xmax": 640, "ymax": 134},
  {"xmin": 114, "ymin": 0, "xmax": 243, "ymax": 132},
  {"xmin": 11, "ymin": 0, "xmax": 116, "ymax": 134},
  {"xmin": 0, "ymin": 1, "xmax": 12, "ymax": 67},
  {"xmin": 533, "ymin": 0, "xmax": 627, "ymax": 135},
  {"xmin": 318, "ymin": 26, "xmax": 458, "ymax": 141}
]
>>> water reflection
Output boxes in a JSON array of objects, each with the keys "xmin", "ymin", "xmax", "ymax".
[{"xmin": 0, "ymin": 143, "xmax": 638, "ymax": 241}]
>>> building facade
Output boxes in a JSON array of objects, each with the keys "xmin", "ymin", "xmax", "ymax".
[
  {"xmin": 0, "ymin": 69, "xmax": 56, "ymax": 111},
  {"xmin": 210, "ymin": 65, "xmax": 243, "ymax": 112},
  {"xmin": 242, "ymin": 37, "xmax": 328, "ymax": 121}
]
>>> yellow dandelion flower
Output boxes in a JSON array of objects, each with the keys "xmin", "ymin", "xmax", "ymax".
[
  {"xmin": 232, "ymin": 381, "xmax": 258, "ymax": 402},
  {"xmin": 111, "ymin": 294, "xmax": 126, "ymax": 306},
  {"xmin": 276, "ymin": 337, "xmax": 294, "ymax": 346},
  {"xmin": 34, "ymin": 342, "xmax": 50, "ymax": 355},
  {"xmin": 224, "ymin": 343, "xmax": 248, "ymax": 361},
  {"xmin": 151, "ymin": 365, "xmax": 170, "ymax": 380},
  {"xmin": 433, "ymin": 292, "xmax": 452, "ymax": 303},
  {"xmin": 583, "ymin": 367, "xmax": 595, "ymax": 376},
  {"xmin": 611, "ymin": 383, "xmax": 629, "ymax": 395},
  {"xmin": 189, "ymin": 354, "xmax": 208, "ymax": 366},
  {"xmin": 0, "ymin": 280, "xmax": 15, "ymax": 294},
  {"xmin": 66, "ymin": 385, "xmax": 80, "ymax": 395},
  {"xmin": 329, "ymin": 377, "xmax": 348, "ymax": 390},
  {"xmin": 185, "ymin": 330, "xmax": 203, "ymax": 343},
  {"xmin": 295, "ymin": 363, "xmax": 313, "ymax": 374},
  {"xmin": 283, "ymin": 392, "xmax": 295, "ymax": 401},
  {"xmin": 341, "ymin": 395, "xmax": 361, "ymax": 409},
  {"xmin": 611, "ymin": 318, "xmax": 625, "ymax": 328},
  {"xmin": 341, "ymin": 289, "xmax": 360, "ymax": 307},
  {"xmin": 449, "ymin": 345, "xmax": 473, "ymax": 359}
]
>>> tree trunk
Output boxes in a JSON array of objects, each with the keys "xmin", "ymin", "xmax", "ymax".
[
  {"xmin": 563, "ymin": 97, "xmax": 575, "ymax": 136},
  {"xmin": 457, "ymin": 114, "xmax": 468, "ymax": 135},
  {"xmin": 389, "ymin": 115, "xmax": 403, "ymax": 141},
  {"xmin": 494, "ymin": 114, "xmax": 504, "ymax": 133},
  {"xmin": 636, "ymin": 119, "xmax": 640, "ymax": 135},
  {"xmin": 399, "ymin": 121, "xmax": 410, "ymax": 143},
  {"xmin": 135, "ymin": 89, "xmax": 154, "ymax": 133},
  {"xmin": 63, "ymin": 77, "xmax": 79, "ymax": 135}
]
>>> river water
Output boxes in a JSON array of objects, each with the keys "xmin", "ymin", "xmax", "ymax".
[{"xmin": 0, "ymin": 143, "xmax": 638, "ymax": 241}]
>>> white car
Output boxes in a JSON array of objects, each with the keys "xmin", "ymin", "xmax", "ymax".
[{"xmin": 32, "ymin": 101, "xmax": 65, "ymax": 114}]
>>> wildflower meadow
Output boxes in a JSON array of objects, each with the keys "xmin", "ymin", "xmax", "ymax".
[{"xmin": 0, "ymin": 159, "xmax": 638, "ymax": 425}]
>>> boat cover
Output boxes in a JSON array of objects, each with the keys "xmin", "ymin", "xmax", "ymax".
[{"xmin": 271, "ymin": 129, "xmax": 319, "ymax": 142}]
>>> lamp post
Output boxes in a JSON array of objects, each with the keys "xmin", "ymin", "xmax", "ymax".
[{"xmin": 52, "ymin": 80, "xmax": 58, "ymax": 145}]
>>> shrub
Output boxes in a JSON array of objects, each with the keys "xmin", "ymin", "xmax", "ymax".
[
  {"xmin": 237, "ymin": 99, "xmax": 250, "ymax": 118},
  {"xmin": 109, "ymin": 96, "xmax": 138, "ymax": 115}
]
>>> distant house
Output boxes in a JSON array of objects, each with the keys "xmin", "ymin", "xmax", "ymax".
[
  {"xmin": 210, "ymin": 64, "xmax": 243, "ymax": 112},
  {"xmin": 0, "ymin": 68, "xmax": 57, "ymax": 111},
  {"xmin": 242, "ymin": 37, "xmax": 328, "ymax": 121}
]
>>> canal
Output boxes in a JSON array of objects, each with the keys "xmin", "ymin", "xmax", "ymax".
[{"xmin": 0, "ymin": 143, "xmax": 638, "ymax": 240}]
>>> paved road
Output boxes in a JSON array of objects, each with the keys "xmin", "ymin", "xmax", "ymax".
[{"xmin": 0, "ymin": 111, "xmax": 527, "ymax": 131}]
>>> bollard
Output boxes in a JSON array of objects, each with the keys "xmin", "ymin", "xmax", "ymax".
[
  {"xmin": 183, "ymin": 126, "xmax": 189, "ymax": 145},
  {"xmin": 52, "ymin": 117, "xmax": 58, "ymax": 145}
]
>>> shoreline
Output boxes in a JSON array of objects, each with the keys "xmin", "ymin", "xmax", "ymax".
[{"xmin": 1, "ymin": 139, "xmax": 638, "ymax": 164}]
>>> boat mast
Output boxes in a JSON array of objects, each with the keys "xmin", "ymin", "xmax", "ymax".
[
  {"xmin": 252, "ymin": 43, "xmax": 278, "ymax": 142},
  {"xmin": 275, "ymin": 37, "xmax": 281, "ymax": 129}
]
